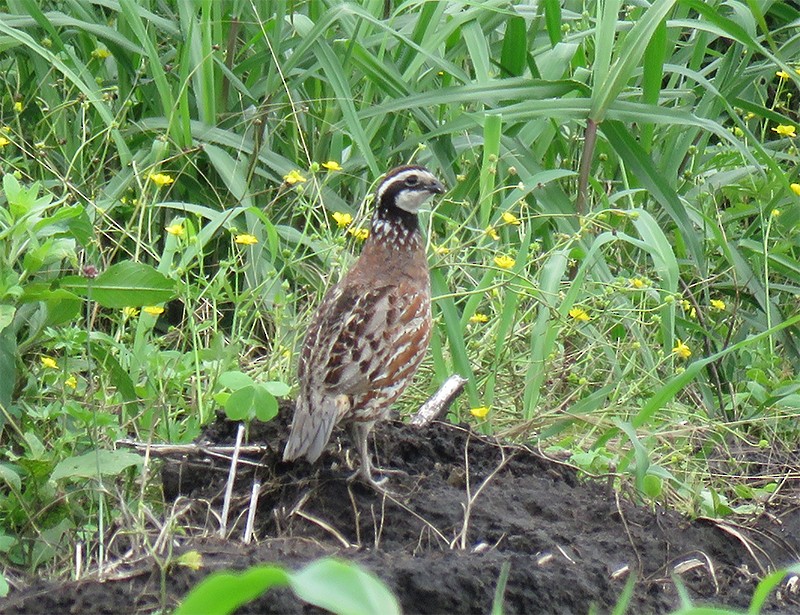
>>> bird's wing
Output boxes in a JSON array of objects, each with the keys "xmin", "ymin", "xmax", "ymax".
[{"xmin": 299, "ymin": 281, "xmax": 429, "ymax": 396}]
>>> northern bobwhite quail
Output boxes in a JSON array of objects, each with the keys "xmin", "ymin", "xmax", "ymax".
[{"xmin": 283, "ymin": 165, "xmax": 445, "ymax": 488}]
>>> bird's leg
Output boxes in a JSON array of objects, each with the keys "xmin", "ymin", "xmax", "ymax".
[
  {"xmin": 347, "ymin": 421, "xmax": 385, "ymax": 488},
  {"xmin": 345, "ymin": 421, "xmax": 407, "ymax": 492}
]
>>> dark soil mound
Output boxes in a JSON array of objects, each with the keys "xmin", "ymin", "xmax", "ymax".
[{"xmin": 3, "ymin": 404, "xmax": 800, "ymax": 614}]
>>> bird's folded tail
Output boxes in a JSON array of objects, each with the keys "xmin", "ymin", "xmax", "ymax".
[{"xmin": 283, "ymin": 395, "xmax": 340, "ymax": 463}]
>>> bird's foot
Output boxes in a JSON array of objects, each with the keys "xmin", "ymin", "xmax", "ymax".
[{"xmin": 347, "ymin": 466, "xmax": 395, "ymax": 494}]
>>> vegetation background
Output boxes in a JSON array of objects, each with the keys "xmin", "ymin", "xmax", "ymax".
[{"xmin": 0, "ymin": 0, "xmax": 799, "ymax": 608}]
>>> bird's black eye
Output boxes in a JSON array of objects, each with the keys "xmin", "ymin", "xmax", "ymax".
[{"xmin": 404, "ymin": 175, "xmax": 419, "ymax": 187}]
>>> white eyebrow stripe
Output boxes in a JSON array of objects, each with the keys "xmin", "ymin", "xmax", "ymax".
[{"xmin": 376, "ymin": 168, "xmax": 435, "ymax": 202}]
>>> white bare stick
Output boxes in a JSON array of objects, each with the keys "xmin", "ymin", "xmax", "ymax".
[
  {"xmin": 116, "ymin": 440, "xmax": 268, "ymax": 457},
  {"xmin": 219, "ymin": 423, "xmax": 245, "ymax": 538},
  {"xmin": 410, "ymin": 374, "xmax": 467, "ymax": 426},
  {"xmin": 243, "ymin": 479, "xmax": 261, "ymax": 544}
]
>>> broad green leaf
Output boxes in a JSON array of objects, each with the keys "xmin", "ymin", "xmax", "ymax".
[
  {"xmin": 175, "ymin": 566, "xmax": 291, "ymax": 615},
  {"xmin": 59, "ymin": 261, "xmax": 177, "ymax": 308},
  {"xmin": 219, "ymin": 371, "xmax": 254, "ymax": 391},
  {"xmin": 289, "ymin": 558, "xmax": 401, "ymax": 615},
  {"xmin": 253, "ymin": 386, "xmax": 279, "ymax": 422},
  {"xmin": 262, "ymin": 380, "xmax": 291, "ymax": 397},
  {"xmin": 224, "ymin": 385, "xmax": 256, "ymax": 420},
  {"xmin": 51, "ymin": 449, "xmax": 143, "ymax": 481}
]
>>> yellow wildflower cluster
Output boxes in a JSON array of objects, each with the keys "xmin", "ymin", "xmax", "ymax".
[
  {"xmin": 235, "ymin": 234, "xmax": 258, "ymax": 246},
  {"xmin": 148, "ymin": 172, "xmax": 174, "ymax": 186},
  {"xmin": 569, "ymin": 307, "xmax": 590, "ymax": 322},
  {"xmin": 672, "ymin": 339, "xmax": 691, "ymax": 360},
  {"xmin": 332, "ymin": 212, "xmax": 353, "ymax": 228},
  {"xmin": 773, "ymin": 124, "xmax": 796, "ymax": 138},
  {"xmin": 165, "ymin": 223, "xmax": 185, "ymax": 237},
  {"xmin": 470, "ymin": 406, "xmax": 490, "ymax": 419},
  {"xmin": 494, "ymin": 255, "xmax": 515, "ymax": 269},
  {"xmin": 348, "ymin": 227, "xmax": 369, "ymax": 241},
  {"xmin": 283, "ymin": 170, "xmax": 306, "ymax": 185},
  {"xmin": 469, "ymin": 313, "xmax": 489, "ymax": 324}
]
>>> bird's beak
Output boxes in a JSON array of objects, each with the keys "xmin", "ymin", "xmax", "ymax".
[{"xmin": 429, "ymin": 179, "xmax": 446, "ymax": 194}]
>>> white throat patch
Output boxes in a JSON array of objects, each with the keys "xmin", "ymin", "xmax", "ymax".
[{"xmin": 394, "ymin": 188, "xmax": 436, "ymax": 214}]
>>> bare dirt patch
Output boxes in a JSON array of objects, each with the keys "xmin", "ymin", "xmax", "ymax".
[{"xmin": 3, "ymin": 404, "xmax": 800, "ymax": 614}]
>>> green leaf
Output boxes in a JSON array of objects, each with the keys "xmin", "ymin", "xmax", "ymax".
[
  {"xmin": 748, "ymin": 565, "xmax": 800, "ymax": 614},
  {"xmin": 218, "ymin": 371, "xmax": 254, "ymax": 391},
  {"xmin": 0, "ymin": 463, "xmax": 21, "ymax": 492},
  {"xmin": 50, "ymin": 449, "xmax": 143, "ymax": 481},
  {"xmin": 262, "ymin": 380, "xmax": 291, "ymax": 397},
  {"xmin": 224, "ymin": 385, "xmax": 256, "ymax": 421},
  {"xmin": 59, "ymin": 261, "xmax": 177, "ymax": 308},
  {"xmin": 253, "ymin": 386, "xmax": 279, "ymax": 422},
  {"xmin": 290, "ymin": 558, "xmax": 400, "ymax": 615},
  {"xmin": 0, "ymin": 327, "xmax": 15, "ymax": 413},
  {"xmin": 175, "ymin": 566, "xmax": 291, "ymax": 615},
  {"xmin": 641, "ymin": 474, "xmax": 663, "ymax": 498},
  {"xmin": 500, "ymin": 16, "xmax": 527, "ymax": 77}
]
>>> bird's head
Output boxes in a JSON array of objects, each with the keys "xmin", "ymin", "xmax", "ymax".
[{"xmin": 375, "ymin": 165, "xmax": 445, "ymax": 215}]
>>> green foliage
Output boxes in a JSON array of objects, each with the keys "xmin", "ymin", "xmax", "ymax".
[
  {"xmin": 0, "ymin": 0, "xmax": 798, "ymax": 587},
  {"xmin": 175, "ymin": 557, "xmax": 400, "ymax": 615}
]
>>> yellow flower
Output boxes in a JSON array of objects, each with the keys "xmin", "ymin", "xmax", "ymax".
[
  {"xmin": 772, "ymin": 124, "xmax": 797, "ymax": 138},
  {"xmin": 148, "ymin": 172, "xmax": 174, "ymax": 186},
  {"xmin": 791, "ymin": 183, "xmax": 800, "ymax": 196},
  {"xmin": 13, "ymin": 101, "xmax": 23, "ymax": 112},
  {"xmin": 0, "ymin": 136, "xmax": 10, "ymax": 148},
  {"xmin": 771, "ymin": 209, "xmax": 781, "ymax": 218},
  {"xmin": 91, "ymin": 48, "xmax": 111, "ymax": 60},
  {"xmin": 710, "ymin": 299, "xmax": 726, "ymax": 312},
  {"xmin": 321, "ymin": 161, "xmax": 342, "ymax": 171},
  {"xmin": 65, "ymin": 375, "xmax": 78, "ymax": 389},
  {"xmin": 332, "ymin": 212, "xmax": 353, "ymax": 228},
  {"xmin": 123, "ymin": 306, "xmax": 139, "ymax": 318},
  {"xmin": 777, "ymin": 70, "xmax": 790, "ymax": 80},
  {"xmin": 348, "ymin": 227, "xmax": 369, "ymax": 241},
  {"xmin": 470, "ymin": 406, "xmax": 490, "ymax": 419},
  {"xmin": 484, "ymin": 226, "xmax": 500, "ymax": 241},
  {"xmin": 568, "ymin": 307, "xmax": 590, "ymax": 322},
  {"xmin": 469, "ymin": 312, "xmax": 489, "ymax": 324},
  {"xmin": 235, "ymin": 234, "xmax": 258, "ymax": 245},
  {"xmin": 283, "ymin": 170, "xmax": 307, "ymax": 185},
  {"xmin": 501, "ymin": 211, "xmax": 521, "ymax": 225},
  {"xmin": 494, "ymin": 255, "xmax": 515, "ymax": 269},
  {"xmin": 165, "ymin": 223, "xmax": 185, "ymax": 237},
  {"xmin": 672, "ymin": 339, "xmax": 692, "ymax": 360},
  {"xmin": 432, "ymin": 244, "xmax": 450, "ymax": 255},
  {"xmin": 41, "ymin": 356, "xmax": 58, "ymax": 369},
  {"xmin": 143, "ymin": 306, "xmax": 165, "ymax": 316},
  {"xmin": 630, "ymin": 278, "xmax": 646, "ymax": 289}
]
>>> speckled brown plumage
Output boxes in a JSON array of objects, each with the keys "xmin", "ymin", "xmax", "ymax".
[{"xmin": 283, "ymin": 165, "xmax": 444, "ymax": 487}]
